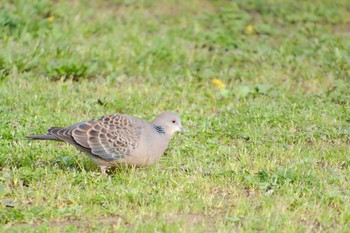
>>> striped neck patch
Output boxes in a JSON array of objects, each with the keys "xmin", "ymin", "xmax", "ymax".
[{"xmin": 154, "ymin": 125, "xmax": 165, "ymax": 135}]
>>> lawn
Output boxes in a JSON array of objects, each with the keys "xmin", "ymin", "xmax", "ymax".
[{"xmin": 0, "ymin": 0, "xmax": 349, "ymax": 232}]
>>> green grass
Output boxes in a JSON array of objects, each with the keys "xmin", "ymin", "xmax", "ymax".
[{"xmin": 0, "ymin": 0, "xmax": 350, "ymax": 232}]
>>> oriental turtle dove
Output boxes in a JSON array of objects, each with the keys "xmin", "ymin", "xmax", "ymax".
[{"xmin": 27, "ymin": 112, "xmax": 184, "ymax": 175}]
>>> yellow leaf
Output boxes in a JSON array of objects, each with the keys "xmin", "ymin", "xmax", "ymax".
[
  {"xmin": 48, "ymin": 16, "xmax": 55, "ymax": 23},
  {"xmin": 245, "ymin": 24, "xmax": 254, "ymax": 34},
  {"xmin": 212, "ymin": 79, "xmax": 226, "ymax": 89}
]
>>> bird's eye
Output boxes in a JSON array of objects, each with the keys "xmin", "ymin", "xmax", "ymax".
[{"xmin": 172, "ymin": 120, "xmax": 176, "ymax": 124}]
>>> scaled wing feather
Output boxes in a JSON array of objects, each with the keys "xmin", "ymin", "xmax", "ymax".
[{"xmin": 72, "ymin": 114, "xmax": 143, "ymax": 161}]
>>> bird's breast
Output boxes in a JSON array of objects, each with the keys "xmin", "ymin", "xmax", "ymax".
[{"xmin": 125, "ymin": 129, "xmax": 170, "ymax": 166}]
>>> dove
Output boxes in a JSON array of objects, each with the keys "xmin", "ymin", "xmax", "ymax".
[{"xmin": 27, "ymin": 112, "xmax": 184, "ymax": 175}]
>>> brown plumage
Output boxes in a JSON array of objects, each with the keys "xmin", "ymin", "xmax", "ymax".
[{"xmin": 27, "ymin": 112, "xmax": 184, "ymax": 175}]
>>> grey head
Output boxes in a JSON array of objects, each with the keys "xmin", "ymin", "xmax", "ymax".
[{"xmin": 152, "ymin": 111, "xmax": 184, "ymax": 136}]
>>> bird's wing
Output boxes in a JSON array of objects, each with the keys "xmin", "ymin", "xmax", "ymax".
[{"xmin": 72, "ymin": 114, "xmax": 143, "ymax": 161}]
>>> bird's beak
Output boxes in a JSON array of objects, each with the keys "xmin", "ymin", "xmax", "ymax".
[{"xmin": 180, "ymin": 126, "xmax": 186, "ymax": 133}]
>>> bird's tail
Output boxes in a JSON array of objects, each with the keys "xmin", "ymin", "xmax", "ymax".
[{"xmin": 26, "ymin": 133, "xmax": 60, "ymax": 141}]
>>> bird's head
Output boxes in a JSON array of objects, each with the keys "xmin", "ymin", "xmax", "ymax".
[{"xmin": 152, "ymin": 111, "xmax": 185, "ymax": 136}]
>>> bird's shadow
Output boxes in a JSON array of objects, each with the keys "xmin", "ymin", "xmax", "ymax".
[{"xmin": 49, "ymin": 154, "xmax": 137, "ymax": 176}]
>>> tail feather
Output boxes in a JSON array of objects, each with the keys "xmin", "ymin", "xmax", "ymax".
[
  {"xmin": 26, "ymin": 134, "xmax": 61, "ymax": 141},
  {"xmin": 27, "ymin": 127, "xmax": 92, "ymax": 154}
]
